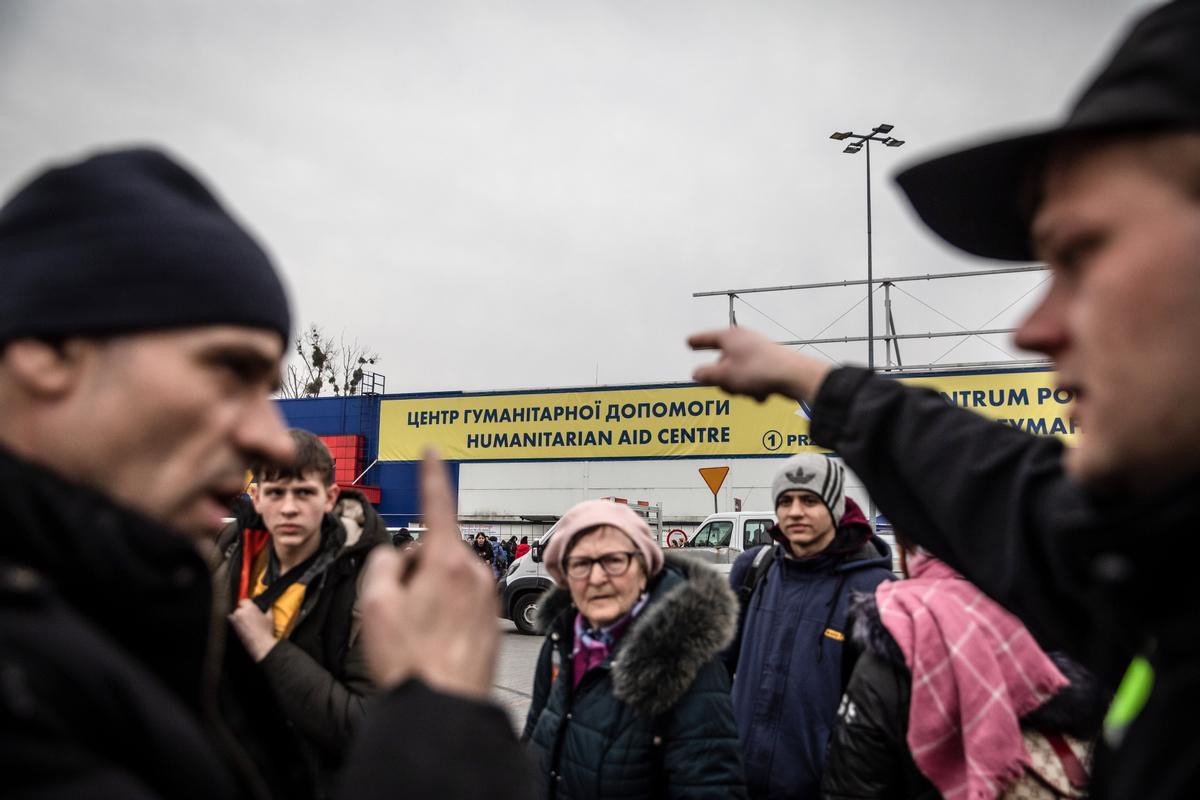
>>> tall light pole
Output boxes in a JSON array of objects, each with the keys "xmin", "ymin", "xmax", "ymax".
[{"xmin": 829, "ymin": 124, "xmax": 905, "ymax": 369}]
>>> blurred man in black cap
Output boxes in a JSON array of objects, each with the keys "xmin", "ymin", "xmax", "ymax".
[
  {"xmin": 0, "ymin": 148, "xmax": 528, "ymax": 799},
  {"xmin": 691, "ymin": 1, "xmax": 1200, "ymax": 796}
]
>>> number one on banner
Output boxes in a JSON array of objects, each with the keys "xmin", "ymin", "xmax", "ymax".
[{"xmin": 699, "ymin": 467, "xmax": 730, "ymax": 513}]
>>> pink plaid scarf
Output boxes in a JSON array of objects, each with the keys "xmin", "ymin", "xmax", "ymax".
[{"xmin": 875, "ymin": 553, "xmax": 1068, "ymax": 799}]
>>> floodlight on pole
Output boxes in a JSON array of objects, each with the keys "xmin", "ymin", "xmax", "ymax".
[
  {"xmin": 827, "ymin": 121, "xmax": 906, "ymax": 535},
  {"xmin": 826, "ymin": 122, "xmax": 907, "ymax": 372}
]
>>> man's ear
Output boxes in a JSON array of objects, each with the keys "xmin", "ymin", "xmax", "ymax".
[
  {"xmin": 323, "ymin": 482, "xmax": 341, "ymax": 513},
  {"xmin": 3, "ymin": 339, "xmax": 91, "ymax": 397}
]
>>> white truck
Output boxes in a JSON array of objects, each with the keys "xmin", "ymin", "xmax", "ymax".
[
  {"xmin": 673, "ymin": 510, "xmax": 777, "ymax": 575},
  {"xmin": 497, "ymin": 522, "xmax": 559, "ymax": 634},
  {"xmin": 498, "ymin": 509, "xmax": 777, "ymax": 634}
]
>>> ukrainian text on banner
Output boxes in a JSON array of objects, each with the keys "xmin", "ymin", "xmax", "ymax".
[{"xmin": 377, "ymin": 370, "xmax": 1076, "ymax": 462}]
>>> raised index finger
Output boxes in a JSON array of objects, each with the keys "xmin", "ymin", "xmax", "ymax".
[
  {"xmin": 418, "ymin": 449, "xmax": 459, "ymax": 555},
  {"xmin": 687, "ymin": 329, "xmax": 728, "ymax": 351}
]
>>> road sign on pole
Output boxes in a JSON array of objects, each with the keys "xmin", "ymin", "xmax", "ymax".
[{"xmin": 699, "ymin": 466, "xmax": 730, "ymax": 513}]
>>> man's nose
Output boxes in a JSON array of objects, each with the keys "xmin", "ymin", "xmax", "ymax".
[
  {"xmin": 237, "ymin": 391, "xmax": 294, "ymax": 468},
  {"xmin": 1014, "ymin": 276, "xmax": 1069, "ymax": 358}
]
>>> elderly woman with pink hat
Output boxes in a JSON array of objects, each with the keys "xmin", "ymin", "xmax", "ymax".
[{"xmin": 520, "ymin": 499, "xmax": 747, "ymax": 799}]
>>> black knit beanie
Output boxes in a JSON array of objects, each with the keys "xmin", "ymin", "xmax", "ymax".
[{"xmin": 0, "ymin": 147, "xmax": 291, "ymax": 344}]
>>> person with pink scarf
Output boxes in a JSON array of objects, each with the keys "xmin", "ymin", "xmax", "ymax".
[{"xmin": 821, "ymin": 537, "xmax": 1103, "ymax": 799}]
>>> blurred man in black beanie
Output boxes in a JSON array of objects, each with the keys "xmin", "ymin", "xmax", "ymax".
[{"xmin": 0, "ymin": 148, "xmax": 530, "ymax": 799}]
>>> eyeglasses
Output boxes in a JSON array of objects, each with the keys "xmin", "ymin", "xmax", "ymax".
[{"xmin": 564, "ymin": 551, "xmax": 640, "ymax": 580}]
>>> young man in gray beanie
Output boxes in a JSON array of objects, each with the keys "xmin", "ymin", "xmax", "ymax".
[
  {"xmin": 0, "ymin": 147, "xmax": 530, "ymax": 799},
  {"xmin": 726, "ymin": 453, "xmax": 893, "ymax": 799}
]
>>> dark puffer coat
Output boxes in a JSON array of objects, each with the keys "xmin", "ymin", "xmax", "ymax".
[
  {"xmin": 215, "ymin": 490, "xmax": 390, "ymax": 783},
  {"xmin": 522, "ymin": 553, "xmax": 747, "ymax": 799},
  {"xmin": 821, "ymin": 593, "xmax": 1104, "ymax": 799}
]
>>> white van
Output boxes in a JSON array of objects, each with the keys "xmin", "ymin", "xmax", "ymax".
[
  {"xmin": 685, "ymin": 510, "xmax": 901, "ymax": 574},
  {"xmin": 498, "ymin": 522, "xmax": 561, "ymax": 634},
  {"xmin": 676, "ymin": 511, "xmax": 776, "ymax": 575}
]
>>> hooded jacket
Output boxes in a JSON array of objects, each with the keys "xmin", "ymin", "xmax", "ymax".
[
  {"xmin": 522, "ymin": 553, "xmax": 747, "ymax": 799},
  {"xmin": 215, "ymin": 490, "xmax": 390, "ymax": 779},
  {"xmin": 728, "ymin": 500, "xmax": 894, "ymax": 800},
  {"xmin": 809, "ymin": 366, "xmax": 1198, "ymax": 799},
  {"xmin": 821, "ymin": 593, "xmax": 1103, "ymax": 799}
]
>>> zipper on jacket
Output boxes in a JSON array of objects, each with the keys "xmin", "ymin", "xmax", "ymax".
[{"xmin": 545, "ymin": 625, "xmax": 578, "ymax": 800}]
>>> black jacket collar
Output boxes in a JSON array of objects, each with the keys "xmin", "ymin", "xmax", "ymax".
[{"xmin": 0, "ymin": 445, "xmax": 212, "ymax": 709}]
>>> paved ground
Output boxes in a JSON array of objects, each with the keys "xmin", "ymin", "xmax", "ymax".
[{"xmin": 492, "ymin": 619, "xmax": 545, "ymax": 732}]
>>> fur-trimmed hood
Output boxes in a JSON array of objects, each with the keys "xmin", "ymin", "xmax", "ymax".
[
  {"xmin": 847, "ymin": 591, "xmax": 1106, "ymax": 739},
  {"xmin": 535, "ymin": 552, "xmax": 738, "ymax": 716}
]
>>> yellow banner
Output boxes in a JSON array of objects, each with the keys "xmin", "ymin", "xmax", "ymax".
[{"xmin": 378, "ymin": 370, "xmax": 1076, "ymax": 462}]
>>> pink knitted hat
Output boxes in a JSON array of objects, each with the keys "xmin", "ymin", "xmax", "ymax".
[{"xmin": 542, "ymin": 499, "xmax": 664, "ymax": 585}]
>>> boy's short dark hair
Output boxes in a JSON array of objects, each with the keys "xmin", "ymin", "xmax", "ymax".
[{"xmin": 253, "ymin": 428, "xmax": 336, "ymax": 486}]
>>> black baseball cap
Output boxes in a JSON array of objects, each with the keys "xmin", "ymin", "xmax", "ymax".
[{"xmin": 895, "ymin": 0, "xmax": 1200, "ymax": 262}]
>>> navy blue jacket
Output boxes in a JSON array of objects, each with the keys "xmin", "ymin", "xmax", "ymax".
[{"xmin": 729, "ymin": 525, "xmax": 893, "ymax": 800}]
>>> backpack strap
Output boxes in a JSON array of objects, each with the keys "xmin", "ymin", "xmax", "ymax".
[
  {"xmin": 726, "ymin": 543, "xmax": 778, "ymax": 676},
  {"xmin": 251, "ymin": 548, "xmax": 322, "ymax": 612},
  {"xmin": 741, "ymin": 544, "xmax": 776, "ymax": 602}
]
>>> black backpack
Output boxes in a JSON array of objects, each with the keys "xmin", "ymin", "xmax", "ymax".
[{"xmin": 725, "ymin": 543, "xmax": 778, "ymax": 676}]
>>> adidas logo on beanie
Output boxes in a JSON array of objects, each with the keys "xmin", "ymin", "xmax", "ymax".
[{"xmin": 770, "ymin": 453, "xmax": 846, "ymax": 525}]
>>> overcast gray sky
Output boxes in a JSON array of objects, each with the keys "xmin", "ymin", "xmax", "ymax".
[{"xmin": 0, "ymin": 0, "xmax": 1151, "ymax": 393}]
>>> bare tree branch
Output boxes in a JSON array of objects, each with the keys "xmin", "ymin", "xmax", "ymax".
[
  {"xmin": 278, "ymin": 362, "xmax": 305, "ymax": 399},
  {"xmin": 277, "ymin": 324, "xmax": 381, "ymax": 398},
  {"xmin": 334, "ymin": 334, "xmax": 380, "ymax": 396}
]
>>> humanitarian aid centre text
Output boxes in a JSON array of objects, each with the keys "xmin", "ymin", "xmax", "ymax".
[{"xmin": 377, "ymin": 372, "xmax": 1077, "ymax": 463}]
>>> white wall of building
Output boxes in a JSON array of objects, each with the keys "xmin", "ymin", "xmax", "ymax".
[{"xmin": 458, "ymin": 457, "xmax": 869, "ymax": 524}]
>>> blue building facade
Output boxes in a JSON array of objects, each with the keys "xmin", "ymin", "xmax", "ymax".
[{"xmin": 277, "ymin": 395, "xmax": 457, "ymax": 526}]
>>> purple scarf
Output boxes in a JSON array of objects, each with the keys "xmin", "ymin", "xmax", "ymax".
[{"xmin": 571, "ymin": 593, "xmax": 649, "ymax": 690}]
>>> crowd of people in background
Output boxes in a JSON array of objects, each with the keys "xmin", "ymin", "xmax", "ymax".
[
  {"xmin": 1, "ymin": 1, "xmax": 1198, "ymax": 797},
  {"xmin": 465, "ymin": 533, "xmax": 531, "ymax": 579}
]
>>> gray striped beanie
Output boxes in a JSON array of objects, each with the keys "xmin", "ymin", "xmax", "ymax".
[{"xmin": 771, "ymin": 454, "xmax": 845, "ymax": 525}]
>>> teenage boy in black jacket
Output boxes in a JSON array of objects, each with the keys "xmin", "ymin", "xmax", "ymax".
[
  {"xmin": 690, "ymin": 2, "xmax": 1200, "ymax": 796},
  {"xmin": 220, "ymin": 429, "xmax": 389, "ymax": 795}
]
